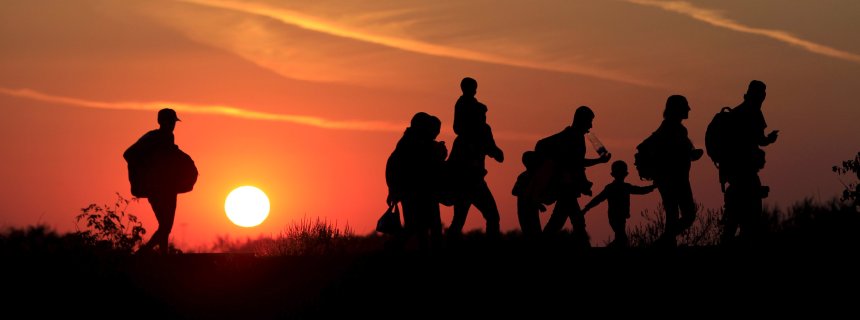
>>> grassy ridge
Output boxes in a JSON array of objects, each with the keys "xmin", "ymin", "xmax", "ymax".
[{"xmin": 2, "ymin": 198, "xmax": 858, "ymax": 318}]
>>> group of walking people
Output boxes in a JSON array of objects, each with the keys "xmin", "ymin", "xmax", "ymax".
[
  {"xmin": 385, "ymin": 78, "xmax": 778, "ymax": 250},
  {"xmin": 123, "ymin": 77, "xmax": 777, "ymax": 255}
]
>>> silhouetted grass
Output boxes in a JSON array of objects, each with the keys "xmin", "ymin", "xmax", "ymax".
[
  {"xmin": 2, "ymin": 196, "xmax": 857, "ymax": 257},
  {"xmin": 628, "ymin": 197, "xmax": 859, "ymax": 248},
  {"xmin": 2, "ymin": 196, "xmax": 858, "ymax": 318},
  {"xmin": 628, "ymin": 203, "xmax": 723, "ymax": 247},
  {"xmin": 203, "ymin": 216, "xmax": 385, "ymax": 256}
]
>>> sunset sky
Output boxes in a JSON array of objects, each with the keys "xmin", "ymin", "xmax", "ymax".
[{"xmin": 1, "ymin": 0, "xmax": 858, "ymax": 249}]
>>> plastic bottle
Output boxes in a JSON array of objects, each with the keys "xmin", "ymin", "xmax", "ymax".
[{"xmin": 587, "ymin": 132, "xmax": 608, "ymax": 157}]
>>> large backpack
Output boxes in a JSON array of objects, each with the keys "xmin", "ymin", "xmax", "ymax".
[
  {"xmin": 705, "ymin": 107, "xmax": 735, "ymax": 191},
  {"xmin": 633, "ymin": 132, "xmax": 659, "ymax": 181}
]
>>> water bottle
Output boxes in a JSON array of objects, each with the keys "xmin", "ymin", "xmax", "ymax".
[{"xmin": 587, "ymin": 132, "xmax": 608, "ymax": 157}]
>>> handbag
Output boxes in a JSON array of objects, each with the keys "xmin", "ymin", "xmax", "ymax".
[{"xmin": 376, "ymin": 202, "xmax": 402, "ymax": 234}]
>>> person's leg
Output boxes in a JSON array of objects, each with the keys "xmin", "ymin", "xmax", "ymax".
[
  {"xmin": 145, "ymin": 194, "xmax": 176, "ymax": 254},
  {"xmin": 677, "ymin": 180, "xmax": 697, "ymax": 235},
  {"xmin": 609, "ymin": 217, "xmax": 627, "ymax": 247},
  {"xmin": 543, "ymin": 198, "xmax": 569, "ymax": 235},
  {"xmin": 429, "ymin": 202, "xmax": 444, "ymax": 250},
  {"xmin": 447, "ymin": 199, "xmax": 470, "ymax": 237},
  {"xmin": 471, "ymin": 181, "xmax": 500, "ymax": 237},
  {"xmin": 721, "ymin": 184, "xmax": 740, "ymax": 246},
  {"xmin": 517, "ymin": 197, "xmax": 542, "ymax": 239},
  {"xmin": 567, "ymin": 199, "xmax": 589, "ymax": 247},
  {"xmin": 447, "ymin": 175, "xmax": 479, "ymax": 237},
  {"xmin": 657, "ymin": 184, "xmax": 679, "ymax": 247},
  {"xmin": 399, "ymin": 198, "xmax": 419, "ymax": 250},
  {"xmin": 738, "ymin": 174, "xmax": 764, "ymax": 242}
]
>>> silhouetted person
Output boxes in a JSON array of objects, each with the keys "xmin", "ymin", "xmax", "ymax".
[
  {"xmin": 582, "ymin": 160, "xmax": 656, "ymax": 248},
  {"xmin": 446, "ymin": 77, "xmax": 504, "ymax": 238},
  {"xmin": 650, "ymin": 95, "xmax": 703, "ymax": 247},
  {"xmin": 532, "ymin": 106, "xmax": 611, "ymax": 247},
  {"xmin": 720, "ymin": 80, "xmax": 778, "ymax": 245},
  {"xmin": 124, "ymin": 108, "xmax": 184, "ymax": 255},
  {"xmin": 386, "ymin": 112, "xmax": 447, "ymax": 251},
  {"xmin": 512, "ymin": 151, "xmax": 547, "ymax": 239}
]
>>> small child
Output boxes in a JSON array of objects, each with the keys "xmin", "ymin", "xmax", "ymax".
[
  {"xmin": 582, "ymin": 160, "xmax": 656, "ymax": 247},
  {"xmin": 512, "ymin": 151, "xmax": 546, "ymax": 238}
]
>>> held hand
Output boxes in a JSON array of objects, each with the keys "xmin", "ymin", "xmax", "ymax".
[
  {"xmin": 437, "ymin": 141, "xmax": 449, "ymax": 159},
  {"xmin": 691, "ymin": 148, "xmax": 704, "ymax": 161},
  {"xmin": 490, "ymin": 147, "xmax": 505, "ymax": 163},
  {"xmin": 767, "ymin": 130, "xmax": 779, "ymax": 144},
  {"xmin": 599, "ymin": 152, "xmax": 612, "ymax": 163},
  {"xmin": 386, "ymin": 193, "xmax": 399, "ymax": 206}
]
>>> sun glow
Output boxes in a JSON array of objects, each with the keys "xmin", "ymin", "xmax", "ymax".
[{"xmin": 225, "ymin": 186, "xmax": 270, "ymax": 227}]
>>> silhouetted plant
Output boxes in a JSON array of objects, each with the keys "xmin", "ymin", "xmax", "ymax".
[
  {"xmin": 628, "ymin": 205, "xmax": 665, "ymax": 248},
  {"xmin": 271, "ymin": 216, "xmax": 355, "ymax": 256},
  {"xmin": 628, "ymin": 203, "xmax": 721, "ymax": 247},
  {"xmin": 74, "ymin": 193, "xmax": 146, "ymax": 253},
  {"xmin": 208, "ymin": 217, "xmax": 360, "ymax": 256},
  {"xmin": 766, "ymin": 197, "xmax": 859, "ymax": 247},
  {"xmin": 0, "ymin": 225, "xmax": 64, "ymax": 254},
  {"xmin": 832, "ymin": 151, "xmax": 859, "ymax": 205}
]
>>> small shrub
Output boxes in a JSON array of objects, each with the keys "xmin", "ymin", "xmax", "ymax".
[
  {"xmin": 74, "ymin": 193, "xmax": 146, "ymax": 253},
  {"xmin": 832, "ymin": 151, "xmax": 859, "ymax": 207}
]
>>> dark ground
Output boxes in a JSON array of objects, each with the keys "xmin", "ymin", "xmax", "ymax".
[{"xmin": 3, "ymin": 242, "xmax": 858, "ymax": 319}]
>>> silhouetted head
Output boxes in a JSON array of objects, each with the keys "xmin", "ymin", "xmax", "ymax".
[
  {"xmin": 663, "ymin": 95, "xmax": 690, "ymax": 121},
  {"xmin": 743, "ymin": 80, "xmax": 767, "ymax": 107},
  {"xmin": 522, "ymin": 151, "xmax": 538, "ymax": 171},
  {"xmin": 460, "ymin": 77, "xmax": 478, "ymax": 97},
  {"xmin": 157, "ymin": 108, "xmax": 180, "ymax": 131},
  {"xmin": 571, "ymin": 106, "xmax": 594, "ymax": 133},
  {"xmin": 410, "ymin": 112, "xmax": 441, "ymax": 140},
  {"xmin": 610, "ymin": 160, "xmax": 628, "ymax": 179}
]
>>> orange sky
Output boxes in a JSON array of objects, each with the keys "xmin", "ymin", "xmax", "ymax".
[{"xmin": 1, "ymin": 0, "xmax": 858, "ymax": 249}]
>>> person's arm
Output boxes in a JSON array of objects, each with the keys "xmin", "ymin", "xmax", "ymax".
[
  {"xmin": 123, "ymin": 131, "xmax": 155, "ymax": 163},
  {"xmin": 630, "ymin": 184, "xmax": 657, "ymax": 195},
  {"xmin": 582, "ymin": 187, "xmax": 608, "ymax": 214},
  {"xmin": 484, "ymin": 124, "xmax": 504, "ymax": 163},
  {"xmin": 584, "ymin": 152, "xmax": 611, "ymax": 167},
  {"xmin": 760, "ymin": 130, "xmax": 779, "ymax": 146},
  {"xmin": 453, "ymin": 99, "xmax": 466, "ymax": 136}
]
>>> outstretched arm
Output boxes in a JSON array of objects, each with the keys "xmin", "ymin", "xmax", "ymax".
[
  {"xmin": 584, "ymin": 152, "xmax": 611, "ymax": 167},
  {"xmin": 630, "ymin": 184, "xmax": 657, "ymax": 195},
  {"xmin": 582, "ymin": 188, "xmax": 608, "ymax": 214}
]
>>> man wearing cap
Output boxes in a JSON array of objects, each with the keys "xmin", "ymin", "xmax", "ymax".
[
  {"xmin": 720, "ymin": 80, "xmax": 779, "ymax": 245},
  {"xmin": 124, "ymin": 108, "xmax": 183, "ymax": 254}
]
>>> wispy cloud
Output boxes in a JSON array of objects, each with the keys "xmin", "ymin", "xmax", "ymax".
[
  {"xmin": 0, "ymin": 87, "xmax": 544, "ymax": 141},
  {"xmin": 627, "ymin": 0, "xmax": 860, "ymax": 64},
  {"xmin": 0, "ymin": 87, "xmax": 403, "ymax": 132},
  {"xmin": 178, "ymin": 0, "xmax": 655, "ymax": 87}
]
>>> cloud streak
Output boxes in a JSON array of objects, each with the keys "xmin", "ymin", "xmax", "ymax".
[
  {"xmin": 0, "ymin": 87, "xmax": 404, "ymax": 132},
  {"xmin": 0, "ymin": 87, "xmax": 543, "ymax": 142},
  {"xmin": 178, "ymin": 0, "xmax": 655, "ymax": 87},
  {"xmin": 627, "ymin": 0, "xmax": 860, "ymax": 64},
  {"xmin": 1, "ymin": 87, "xmax": 548, "ymax": 142}
]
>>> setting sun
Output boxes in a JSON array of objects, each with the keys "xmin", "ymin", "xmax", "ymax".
[{"xmin": 225, "ymin": 186, "xmax": 271, "ymax": 227}]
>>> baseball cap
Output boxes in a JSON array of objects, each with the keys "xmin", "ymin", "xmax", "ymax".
[{"xmin": 158, "ymin": 108, "xmax": 181, "ymax": 122}]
